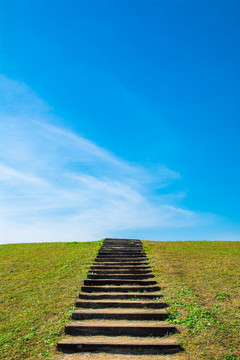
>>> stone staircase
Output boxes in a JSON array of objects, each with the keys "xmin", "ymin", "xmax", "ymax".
[{"xmin": 57, "ymin": 238, "xmax": 180, "ymax": 355}]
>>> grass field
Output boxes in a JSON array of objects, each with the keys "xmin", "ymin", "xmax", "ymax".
[
  {"xmin": 143, "ymin": 241, "xmax": 240, "ymax": 360},
  {"xmin": 0, "ymin": 241, "xmax": 102, "ymax": 360},
  {"xmin": 0, "ymin": 240, "xmax": 239, "ymax": 360}
]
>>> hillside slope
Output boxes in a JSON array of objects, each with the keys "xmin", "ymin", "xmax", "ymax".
[
  {"xmin": 0, "ymin": 240, "xmax": 239, "ymax": 360},
  {"xmin": 0, "ymin": 241, "xmax": 102, "ymax": 360},
  {"xmin": 144, "ymin": 240, "xmax": 240, "ymax": 360}
]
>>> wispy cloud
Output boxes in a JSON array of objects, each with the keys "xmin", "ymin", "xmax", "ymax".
[{"xmin": 0, "ymin": 75, "xmax": 212, "ymax": 244}]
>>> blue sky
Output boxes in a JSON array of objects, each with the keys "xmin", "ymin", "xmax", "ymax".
[{"xmin": 0, "ymin": 0, "xmax": 240, "ymax": 243}]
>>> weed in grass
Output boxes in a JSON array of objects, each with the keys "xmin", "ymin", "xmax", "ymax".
[
  {"xmin": 225, "ymin": 355, "xmax": 237, "ymax": 360},
  {"xmin": 215, "ymin": 292, "xmax": 230, "ymax": 301}
]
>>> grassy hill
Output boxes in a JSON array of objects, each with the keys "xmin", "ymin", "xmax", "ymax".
[
  {"xmin": 143, "ymin": 241, "xmax": 240, "ymax": 360},
  {"xmin": 0, "ymin": 241, "xmax": 102, "ymax": 360},
  {"xmin": 0, "ymin": 240, "xmax": 239, "ymax": 360}
]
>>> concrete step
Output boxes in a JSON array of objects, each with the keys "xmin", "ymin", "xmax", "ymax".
[
  {"xmin": 76, "ymin": 299, "xmax": 167, "ymax": 308},
  {"xmin": 78, "ymin": 292, "xmax": 163, "ymax": 300},
  {"xmin": 65, "ymin": 322, "xmax": 177, "ymax": 336},
  {"xmin": 71, "ymin": 309, "xmax": 169, "ymax": 320}
]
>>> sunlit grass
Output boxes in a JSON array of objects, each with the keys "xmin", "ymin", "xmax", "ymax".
[
  {"xmin": 1, "ymin": 240, "xmax": 239, "ymax": 360},
  {"xmin": 143, "ymin": 240, "xmax": 240, "ymax": 360},
  {"xmin": 0, "ymin": 241, "xmax": 102, "ymax": 360}
]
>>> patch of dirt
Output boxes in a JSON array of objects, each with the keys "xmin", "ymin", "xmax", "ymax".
[
  {"xmin": 67, "ymin": 320, "xmax": 170, "ymax": 326},
  {"xmin": 56, "ymin": 354, "xmax": 181, "ymax": 360}
]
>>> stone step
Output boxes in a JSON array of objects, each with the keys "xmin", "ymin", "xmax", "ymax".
[
  {"xmin": 57, "ymin": 337, "xmax": 180, "ymax": 354},
  {"xmin": 87, "ymin": 274, "xmax": 154, "ymax": 280},
  {"xmin": 65, "ymin": 322, "xmax": 177, "ymax": 336},
  {"xmin": 81, "ymin": 285, "xmax": 160, "ymax": 292},
  {"xmin": 78, "ymin": 292, "xmax": 163, "ymax": 300},
  {"xmin": 76, "ymin": 299, "xmax": 167, "ymax": 308},
  {"xmin": 72, "ymin": 309, "xmax": 168, "ymax": 320}
]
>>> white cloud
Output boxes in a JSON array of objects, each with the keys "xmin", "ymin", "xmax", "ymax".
[{"xmin": 0, "ymin": 75, "xmax": 213, "ymax": 244}]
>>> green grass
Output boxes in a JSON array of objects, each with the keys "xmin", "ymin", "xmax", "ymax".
[
  {"xmin": 0, "ymin": 240, "xmax": 102, "ymax": 360},
  {"xmin": 1, "ymin": 240, "xmax": 239, "ymax": 360},
  {"xmin": 143, "ymin": 240, "xmax": 240, "ymax": 360}
]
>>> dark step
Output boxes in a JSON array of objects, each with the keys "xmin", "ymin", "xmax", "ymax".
[
  {"xmin": 92, "ymin": 263, "xmax": 150, "ymax": 267},
  {"xmin": 97, "ymin": 253, "xmax": 146, "ymax": 257},
  {"xmin": 101, "ymin": 245, "xmax": 142, "ymax": 249},
  {"xmin": 89, "ymin": 269, "xmax": 152, "ymax": 274},
  {"xmin": 65, "ymin": 323, "xmax": 177, "ymax": 336},
  {"xmin": 78, "ymin": 293, "xmax": 163, "ymax": 300},
  {"xmin": 81, "ymin": 285, "xmax": 160, "ymax": 293},
  {"xmin": 100, "ymin": 247, "xmax": 143, "ymax": 250},
  {"xmin": 92, "ymin": 260, "xmax": 149, "ymax": 264},
  {"xmin": 103, "ymin": 242, "xmax": 141, "ymax": 244},
  {"xmin": 90, "ymin": 265, "xmax": 150, "ymax": 270},
  {"xmin": 102, "ymin": 243, "xmax": 142, "ymax": 246},
  {"xmin": 76, "ymin": 300, "xmax": 167, "ymax": 308},
  {"xmin": 102, "ymin": 248, "xmax": 143, "ymax": 250},
  {"xmin": 84, "ymin": 279, "xmax": 157, "ymax": 286},
  {"xmin": 94, "ymin": 259, "xmax": 149, "ymax": 263},
  {"xmin": 71, "ymin": 309, "xmax": 168, "ymax": 320},
  {"xmin": 101, "ymin": 248, "xmax": 143, "ymax": 250},
  {"xmin": 96, "ymin": 254, "xmax": 147, "ymax": 261},
  {"xmin": 88, "ymin": 269, "xmax": 154, "ymax": 278},
  {"xmin": 57, "ymin": 339, "xmax": 180, "ymax": 355},
  {"xmin": 96, "ymin": 255, "xmax": 147, "ymax": 259},
  {"xmin": 87, "ymin": 274, "xmax": 154, "ymax": 280},
  {"xmin": 104, "ymin": 238, "xmax": 141, "ymax": 242}
]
